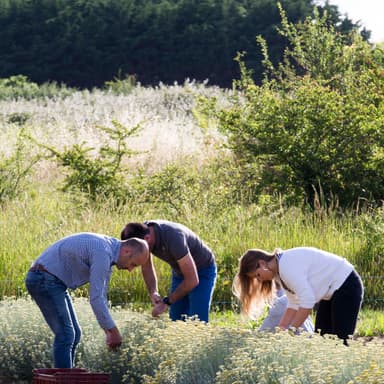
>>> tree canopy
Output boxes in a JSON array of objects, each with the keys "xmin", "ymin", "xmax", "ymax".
[{"xmin": 0, "ymin": 0, "xmax": 366, "ymax": 87}]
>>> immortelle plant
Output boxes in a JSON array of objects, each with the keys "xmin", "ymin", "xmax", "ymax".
[{"xmin": 1, "ymin": 297, "xmax": 384, "ymax": 383}]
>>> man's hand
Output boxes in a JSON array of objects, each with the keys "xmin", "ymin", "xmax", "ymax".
[
  {"xmin": 152, "ymin": 301, "xmax": 168, "ymax": 317},
  {"xmin": 150, "ymin": 291, "xmax": 162, "ymax": 306},
  {"xmin": 105, "ymin": 327, "xmax": 122, "ymax": 350}
]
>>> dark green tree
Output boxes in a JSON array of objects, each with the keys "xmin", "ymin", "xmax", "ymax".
[{"xmin": 0, "ymin": 0, "xmax": 367, "ymax": 87}]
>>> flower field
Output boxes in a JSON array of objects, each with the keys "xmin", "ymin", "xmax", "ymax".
[{"xmin": 0, "ymin": 297, "xmax": 384, "ymax": 383}]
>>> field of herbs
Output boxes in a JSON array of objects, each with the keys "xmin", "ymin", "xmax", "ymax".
[
  {"xmin": 1, "ymin": 297, "xmax": 384, "ymax": 383},
  {"xmin": 1, "ymin": 79, "xmax": 384, "ymax": 383}
]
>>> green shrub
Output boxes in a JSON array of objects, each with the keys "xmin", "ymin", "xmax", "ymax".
[
  {"xmin": 6, "ymin": 112, "xmax": 31, "ymax": 125},
  {"xmin": 203, "ymin": 5, "xmax": 384, "ymax": 208},
  {"xmin": 128, "ymin": 152, "xmax": 274, "ymax": 221},
  {"xmin": 0, "ymin": 75, "xmax": 39, "ymax": 100},
  {"xmin": 104, "ymin": 72, "xmax": 137, "ymax": 95},
  {"xmin": 30, "ymin": 120, "xmax": 142, "ymax": 204},
  {"xmin": 0, "ymin": 75, "xmax": 74, "ymax": 100},
  {"xmin": 0, "ymin": 127, "xmax": 41, "ymax": 204}
]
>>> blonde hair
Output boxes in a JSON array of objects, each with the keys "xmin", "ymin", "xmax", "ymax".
[{"xmin": 232, "ymin": 248, "xmax": 278, "ymax": 319}]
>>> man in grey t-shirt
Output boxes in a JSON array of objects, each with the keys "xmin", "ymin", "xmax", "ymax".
[{"xmin": 121, "ymin": 220, "xmax": 217, "ymax": 322}]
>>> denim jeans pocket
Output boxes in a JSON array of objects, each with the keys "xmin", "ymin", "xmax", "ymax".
[{"xmin": 26, "ymin": 270, "xmax": 66, "ymax": 297}]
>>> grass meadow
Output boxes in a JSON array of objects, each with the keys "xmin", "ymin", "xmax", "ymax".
[{"xmin": 1, "ymin": 81, "xmax": 384, "ymax": 383}]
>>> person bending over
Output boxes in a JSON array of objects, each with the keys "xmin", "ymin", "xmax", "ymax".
[
  {"xmin": 233, "ymin": 246, "xmax": 363, "ymax": 344},
  {"xmin": 121, "ymin": 220, "xmax": 217, "ymax": 322},
  {"xmin": 259, "ymin": 281, "xmax": 314, "ymax": 333},
  {"xmin": 25, "ymin": 232, "xmax": 149, "ymax": 368}
]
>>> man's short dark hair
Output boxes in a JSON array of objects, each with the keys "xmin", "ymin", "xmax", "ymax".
[
  {"xmin": 122, "ymin": 237, "xmax": 148, "ymax": 258},
  {"xmin": 121, "ymin": 222, "xmax": 149, "ymax": 240}
]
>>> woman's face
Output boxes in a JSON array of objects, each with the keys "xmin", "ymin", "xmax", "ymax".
[{"xmin": 246, "ymin": 260, "xmax": 273, "ymax": 282}]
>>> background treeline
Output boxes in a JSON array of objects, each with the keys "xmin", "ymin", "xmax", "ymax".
[
  {"xmin": 1, "ymin": 6, "xmax": 383, "ymax": 308},
  {"xmin": 0, "ymin": 0, "xmax": 366, "ymax": 88}
]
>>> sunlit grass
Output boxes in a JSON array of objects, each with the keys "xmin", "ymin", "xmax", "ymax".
[
  {"xmin": 0, "ymin": 81, "xmax": 228, "ymax": 170},
  {"xmin": 0, "ymin": 187, "xmax": 374, "ymax": 305}
]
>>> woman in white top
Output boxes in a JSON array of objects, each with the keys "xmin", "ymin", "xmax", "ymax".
[{"xmin": 233, "ymin": 247, "xmax": 363, "ymax": 344}]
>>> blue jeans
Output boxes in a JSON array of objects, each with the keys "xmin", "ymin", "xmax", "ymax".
[
  {"xmin": 169, "ymin": 264, "xmax": 217, "ymax": 322},
  {"xmin": 25, "ymin": 270, "xmax": 81, "ymax": 368}
]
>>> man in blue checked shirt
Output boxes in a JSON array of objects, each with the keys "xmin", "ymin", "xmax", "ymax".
[{"xmin": 25, "ymin": 232, "xmax": 149, "ymax": 368}]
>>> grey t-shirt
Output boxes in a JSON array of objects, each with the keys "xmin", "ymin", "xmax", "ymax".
[{"xmin": 145, "ymin": 220, "xmax": 216, "ymax": 275}]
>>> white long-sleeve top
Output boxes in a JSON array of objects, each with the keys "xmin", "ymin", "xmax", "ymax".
[
  {"xmin": 277, "ymin": 247, "xmax": 354, "ymax": 310},
  {"xmin": 259, "ymin": 289, "xmax": 314, "ymax": 332}
]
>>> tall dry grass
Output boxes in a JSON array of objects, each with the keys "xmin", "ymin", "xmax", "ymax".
[{"xmin": 0, "ymin": 80, "xmax": 228, "ymax": 173}]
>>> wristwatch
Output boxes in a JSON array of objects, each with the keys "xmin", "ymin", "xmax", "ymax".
[{"xmin": 162, "ymin": 296, "xmax": 171, "ymax": 306}]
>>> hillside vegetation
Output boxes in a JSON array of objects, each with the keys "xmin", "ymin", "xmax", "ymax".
[
  {"xmin": 1, "ymin": 9, "xmax": 384, "ymax": 383},
  {"xmin": 1, "ymin": 6, "xmax": 384, "ymax": 308}
]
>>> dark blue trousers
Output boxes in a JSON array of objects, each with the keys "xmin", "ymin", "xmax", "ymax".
[{"xmin": 315, "ymin": 270, "xmax": 363, "ymax": 343}]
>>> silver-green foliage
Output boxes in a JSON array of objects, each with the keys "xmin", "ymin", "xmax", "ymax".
[{"xmin": 1, "ymin": 297, "xmax": 384, "ymax": 383}]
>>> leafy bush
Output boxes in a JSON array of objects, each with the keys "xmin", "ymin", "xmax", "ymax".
[
  {"xmin": 104, "ymin": 72, "xmax": 137, "ymax": 95},
  {"xmin": 0, "ymin": 75, "xmax": 74, "ymax": 100},
  {"xmin": 0, "ymin": 75, "xmax": 39, "ymax": 100},
  {"xmin": 6, "ymin": 111, "xmax": 31, "ymax": 125},
  {"xmin": 204, "ymin": 5, "xmax": 384, "ymax": 208},
  {"xmin": 126, "ymin": 152, "xmax": 271, "ymax": 221},
  {"xmin": 0, "ymin": 127, "xmax": 41, "ymax": 204},
  {"xmin": 30, "ymin": 120, "xmax": 142, "ymax": 204}
]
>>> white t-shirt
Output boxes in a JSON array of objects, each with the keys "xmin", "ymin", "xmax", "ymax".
[{"xmin": 277, "ymin": 247, "xmax": 354, "ymax": 310}]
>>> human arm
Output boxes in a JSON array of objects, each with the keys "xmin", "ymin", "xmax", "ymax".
[
  {"xmin": 168, "ymin": 252, "xmax": 199, "ymax": 302},
  {"xmin": 88, "ymin": 255, "xmax": 118, "ymax": 333},
  {"xmin": 278, "ymin": 271, "xmax": 314, "ymax": 329},
  {"xmin": 152, "ymin": 253, "xmax": 199, "ymax": 317},
  {"xmin": 279, "ymin": 307, "xmax": 312, "ymax": 330},
  {"xmin": 278, "ymin": 307, "xmax": 297, "ymax": 329},
  {"xmin": 141, "ymin": 254, "xmax": 161, "ymax": 305},
  {"xmin": 89, "ymin": 273, "xmax": 122, "ymax": 350},
  {"xmin": 290, "ymin": 307, "xmax": 313, "ymax": 328}
]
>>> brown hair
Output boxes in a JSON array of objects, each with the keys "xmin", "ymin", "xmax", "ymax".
[
  {"xmin": 121, "ymin": 222, "xmax": 149, "ymax": 240},
  {"xmin": 122, "ymin": 237, "xmax": 149, "ymax": 259},
  {"xmin": 232, "ymin": 249, "xmax": 277, "ymax": 319}
]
